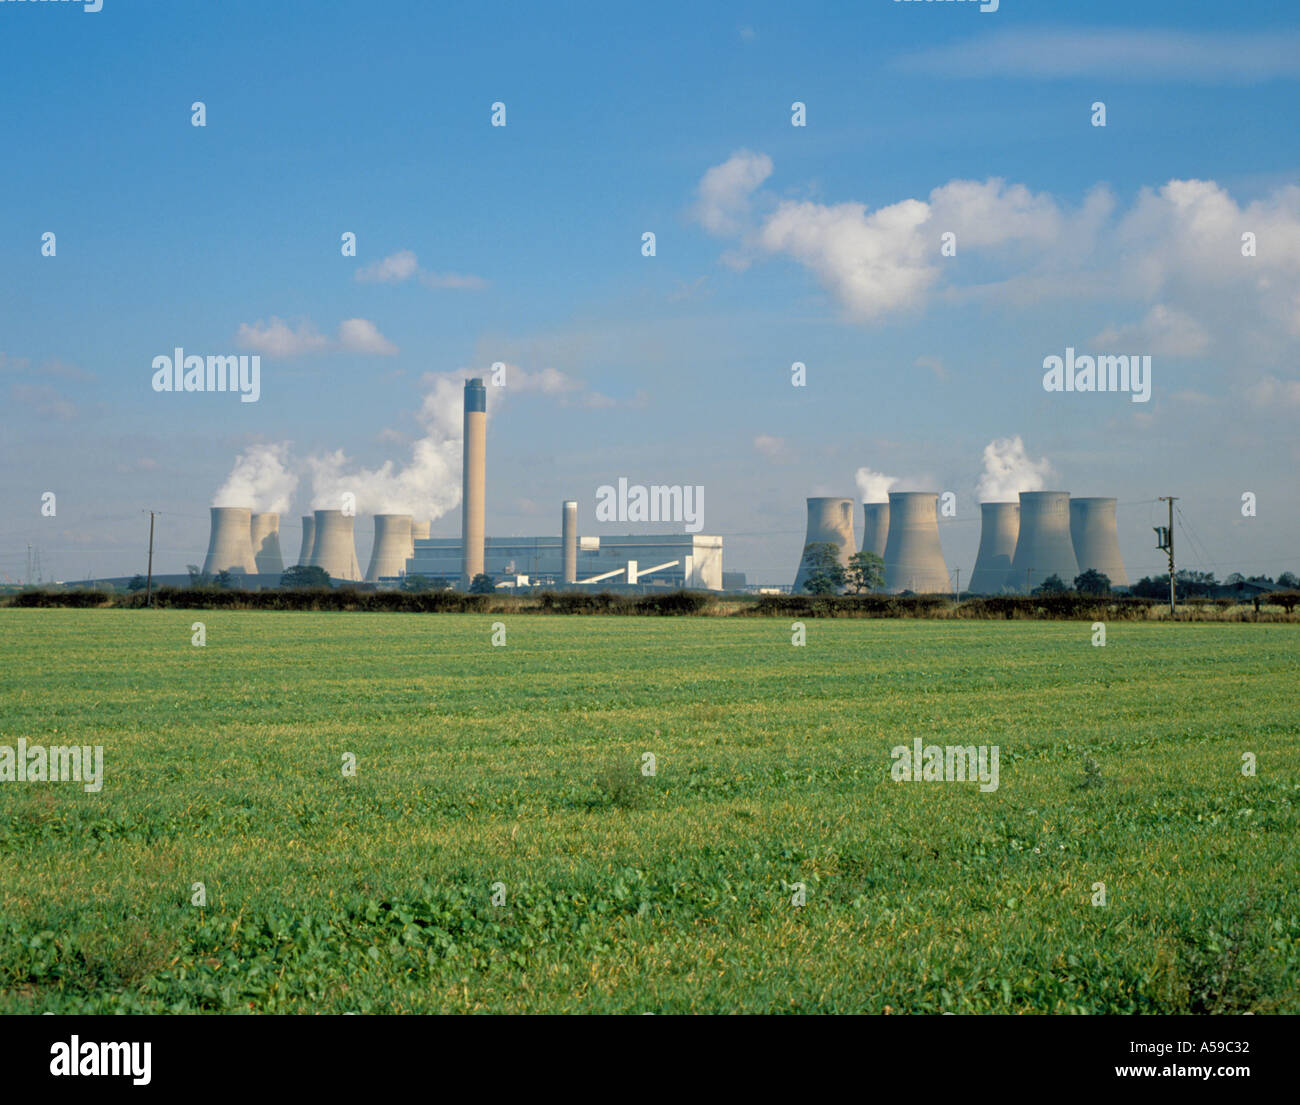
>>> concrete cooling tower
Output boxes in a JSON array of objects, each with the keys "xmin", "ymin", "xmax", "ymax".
[
  {"xmin": 1070, "ymin": 497, "xmax": 1129, "ymax": 588},
  {"xmin": 365, "ymin": 514, "xmax": 413, "ymax": 582},
  {"xmin": 1011, "ymin": 492, "xmax": 1078, "ymax": 592},
  {"xmin": 882, "ymin": 492, "xmax": 949, "ymax": 593},
  {"xmin": 250, "ymin": 512, "xmax": 284, "ymax": 575},
  {"xmin": 562, "ymin": 500, "xmax": 578, "ymax": 584},
  {"xmin": 297, "ymin": 515, "xmax": 316, "ymax": 567},
  {"xmin": 408, "ymin": 520, "xmax": 430, "ymax": 564},
  {"xmin": 968, "ymin": 502, "xmax": 1020, "ymax": 595},
  {"xmin": 793, "ymin": 497, "xmax": 856, "ymax": 592},
  {"xmin": 861, "ymin": 502, "xmax": 890, "ymax": 559},
  {"xmin": 202, "ymin": 506, "xmax": 258, "ymax": 575},
  {"xmin": 309, "ymin": 509, "xmax": 360, "ymax": 581},
  {"xmin": 462, "ymin": 377, "xmax": 487, "ymax": 586}
]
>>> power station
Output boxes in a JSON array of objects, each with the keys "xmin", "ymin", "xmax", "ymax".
[{"xmin": 191, "ymin": 373, "xmax": 1135, "ymax": 596}]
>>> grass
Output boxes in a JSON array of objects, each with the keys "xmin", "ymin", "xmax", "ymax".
[{"xmin": 0, "ymin": 609, "xmax": 1296, "ymax": 1013}]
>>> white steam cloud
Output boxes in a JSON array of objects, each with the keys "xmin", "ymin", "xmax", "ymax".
[
  {"xmin": 213, "ymin": 443, "xmax": 298, "ymax": 513},
  {"xmin": 854, "ymin": 466, "xmax": 898, "ymax": 503},
  {"xmin": 977, "ymin": 436, "xmax": 1054, "ymax": 502},
  {"xmin": 306, "ymin": 370, "xmax": 489, "ymax": 514}
]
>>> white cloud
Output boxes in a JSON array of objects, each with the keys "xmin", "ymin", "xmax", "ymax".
[
  {"xmin": 753, "ymin": 434, "xmax": 791, "ymax": 461},
  {"xmin": 894, "ymin": 29, "xmax": 1300, "ymax": 83},
  {"xmin": 1246, "ymin": 375, "xmax": 1300, "ymax": 408},
  {"xmin": 236, "ymin": 317, "xmax": 398, "ymax": 357},
  {"xmin": 236, "ymin": 317, "xmax": 331, "ymax": 357},
  {"xmin": 693, "ymin": 150, "xmax": 772, "ymax": 236},
  {"xmin": 338, "ymin": 318, "xmax": 399, "ymax": 356},
  {"xmin": 692, "ymin": 155, "xmax": 1300, "ymax": 346},
  {"xmin": 355, "ymin": 248, "xmax": 487, "ymax": 291},
  {"xmin": 355, "ymin": 249, "xmax": 419, "ymax": 284},
  {"xmin": 976, "ymin": 436, "xmax": 1054, "ymax": 502},
  {"xmin": 1093, "ymin": 304, "xmax": 1210, "ymax": 356}
]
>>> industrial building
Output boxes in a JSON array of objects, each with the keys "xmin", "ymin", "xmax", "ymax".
[
  {"xmin": 406, "ymin": 532, "xmax": 722, "ymax": 590},
  {"xmin": 1010, "ymin": 491, "xmax": 1079, "ymax": 593},
  {"xmin": 793, "ymin": 498, "xmax": 856, "ymax": 591},
  {"xmin": 968, "ymin": 502, "xmax": 1019, "ymax": 595}
]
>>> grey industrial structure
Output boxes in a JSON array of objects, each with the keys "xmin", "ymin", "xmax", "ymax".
[
  {"xmin": 793, "ymin": 498, "xmax": 856, "ymax": 591},
  {"xmin": 461, "ymin": 377, "xmax": 487, "ymax": 586},
  {"xmin": 202, "ymin": 506, "xmax": 258, "ymax": 576},
  {"xmin": 1070, "ymin": 497, "xmax": 1129, "ymax": 588},
  {"xmin": 250, "ymin": 512, "xmax": 284, "ymax": 575},
  {"xmin": 1011, "ymin": 491, "xmax": 1078, "ymax": 593},
  {"xmin": 861, "ymin": 502, "xmax": 889, "ymax": 560},
  {"xmin": 968, "ymin": 501, "xmax": 1020, "ymax": 595},
  {"xmin": 881, "ymin": 491, "xmax": 950, "ymax": 593}
]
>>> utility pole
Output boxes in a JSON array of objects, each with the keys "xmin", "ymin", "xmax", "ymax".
[
  {"xmin": 1155, "ymin": 497, "xmax": 1177, "ymax": 616},
  {"xmin": 144, "ymin": 511, "xmax": 157, "ymax": 607},
  {"xmin": 953, "ymin": 567, "xmax": 960, "ymax": 599}
]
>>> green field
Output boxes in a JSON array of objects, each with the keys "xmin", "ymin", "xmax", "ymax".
[{"xmin": 0, "ymin": 610, "xmax": 1296, "ymax": 1013}]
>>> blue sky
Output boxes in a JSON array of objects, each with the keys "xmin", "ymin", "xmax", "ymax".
[{"xmin": 3, "ymin": 0, "xmax": 1298, "ymax": 584}]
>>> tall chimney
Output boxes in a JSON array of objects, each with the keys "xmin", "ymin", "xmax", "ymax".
[
  {"xmin": 297, "ymin": 515, "xmax": 316, "ymax": 567},
  {"xmin": 793, "ymin": 497, "xmax": 856, "ymax": 592},
  {"xmin": 1070, "ymin": 497, "xmax": 1129, "ymax": 587},
  {"xmin": 202, "ymin": 506, "xmax": 258, "ymax": 575},
  {"xmin": 1011, "ymin": 491, "xmax": 1078, "ymax": 592},
  {"xmin": 250, "ymin": 512, "xmax": 285, "ymax": 575},
  {"xmin": 968, "ymin": 502, "xmax": 1020, "ymax": 595},
  {"xmin": 309, "ymin": 509, "xmax": 361, "ymax": 581},
  {"xmin": 562, "ymin": 500, "xmax": 578, "ymax": 584},
  {"xmin": 365, "ymin": 514, "xmax": 413, "ymax": 582},
  {"xmin": 882, "ymin": 492, "xmax": 949, "ymax": 593},
  {"xmin": 461, "ymin": 377, "xmax": 487, "ymax": 587}
]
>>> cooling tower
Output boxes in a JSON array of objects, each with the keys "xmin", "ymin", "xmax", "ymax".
[
  {"xmin": 297, "ymin": 515, "xmax": 316, "ymax": 566},
  {"xmin": 408, "ymin": 520, "xmax": 430, "ymax": 563},
  {"xmin": 882, "ymin": 492, "xmax": 949, "ymax": 593},
  {"xmin": 309, "ymin": 509, "xmax": 360, "ymax": 581},
  {"xmin": 793, "ymin": 497, "xmax": 856, "ymax": 592},
  {"xmin": 250, "ymin": 512, "xmax": 285, "ymax": 575},
  {"xmin": 202, "ymin": 506, "xmax": 258, "ymax": 576},
  {"xmin": 365, "ymin": 514, "xmax": 413, "ymax": 582},
  {"xmin": 1011, "ymin": 492, "xmax": 1078, "ymax": 592},
  {"xmin": 968, "ymin": 502, "xmax": 1020, "ymax": 595},
  {"xmin": 462, "ymin": 377, "xmax": 487, "ymax": 586},
  {"xmin": 562, "ymin": 500, "xmax": 578, "ymax": 584},
  {"xmin": 1070, "ymin": 497, "xmax": 1129, "ymax": 588},
  {"xmin": 861, "ymin": 502, "xmax": 889, "ymax": 558}
]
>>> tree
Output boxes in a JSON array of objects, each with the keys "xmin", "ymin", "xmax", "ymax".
[
  {"xmin": 1277, "ymin": 571, "xmax": 1299, "ymax": 589},
  {"xmin": 280, "ymin": 565, "xmax": 331, "ymax": 588},
  {"xmin": 1073, "ymin": 569, "xmax": 1111, "ymax": 596},
  {"xmin": 1033, "ymin": 574, "xmax": 1068, "ymax": 596},
  {"xmin": 845, "ymin": 550, "xmax": 885, "ymax": 594},
  {"xmin": 127, "ymin": 574, "xmax": 147, "ymax": 592},
  {"xmin": 1225, "ymin": 573, "xmax": 1245, "ymax": 586},
  {"xmin": 468, "ymin": 573, "xmax": 495, "ymax": 594},
  {"xmin": 215, "ymin": 569, "xmax": 234, "ymax": 589},
  {"xmin": 1130, "ymin": 575, "xmax": 1166, "ymax": 599},
  {"xmin": 800, "ymin": 542, "xmax": 845, "ymax": 595},
  {"xmin": 1175, "ymin": 570, "xmax": 1217, "ymax": 598}
]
